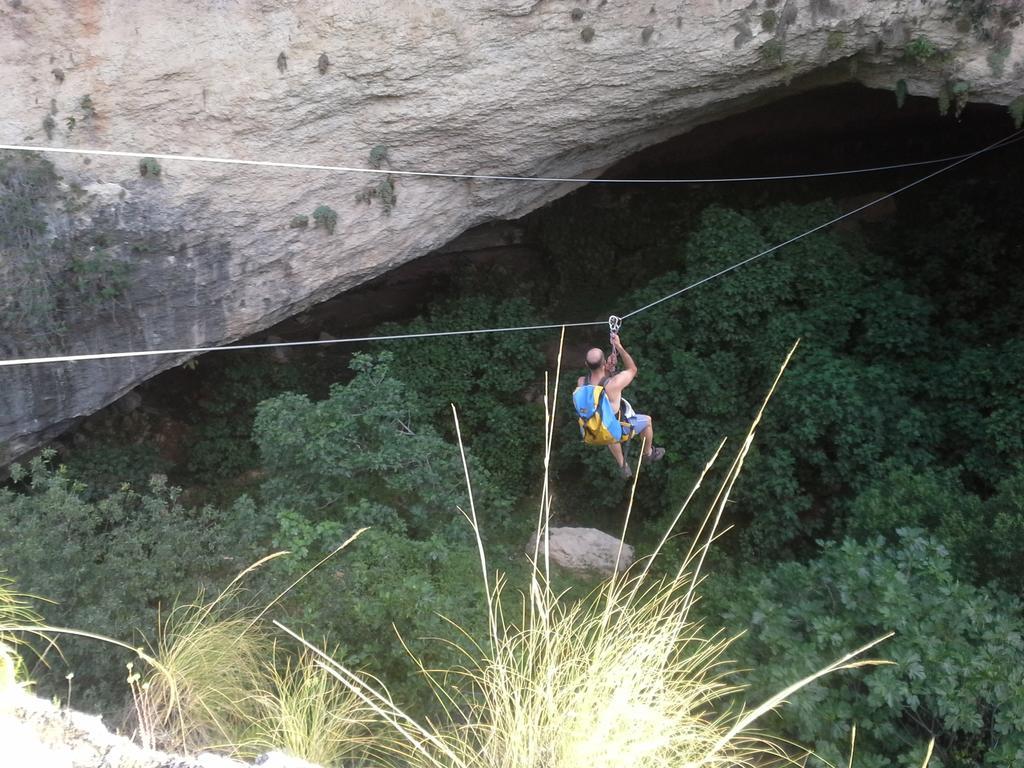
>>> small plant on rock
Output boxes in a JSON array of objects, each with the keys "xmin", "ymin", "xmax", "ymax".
[
  {"xmin": 312, "ymin": 205, "xmax": 338, "ymax": 234},
  {"xmin": 987, "ymin": 47, "xmax": 1009, "ymax": 76},
  {"xmin": 42, "ymin": 115, "xmax": 56, "ymax": 140},
  {"xmin": 79, "ymin": 95, "xmax": 97, "ymax": 119},
  {"xmin": 581, "ymin": 25, "xmax": 595, "ymax": 43},
  {"xmin": 369, "ymin": 144, "xmax": 389, "ymax": 170},
  {"xmin": 1010, "ymin": 95, "xmax": 1024, "ymax": 129},
  {"xmin": 139, "ymin": 157, "xmax": 161, "ymax": 178},
  {"xmin": 288, "ymin": 215, "xmax": 308, "ymax": 229},
  {"xmin": 895, "ymin": 79, "xmax": 908, "ymax": 109},
  {"xmin": 760, "ymin": 39, "xmax": 784, "ymax": 66},
  {"xmin": 761, "ymin": 10, "xmax": 777, "ymax": 32},
  {"xmin": 905, "ymin": 35, "xmax": 938, "ymax": 63},
  {"xmin": 951, "ymin": 80, "xmax": 970, "ymax": 118}
]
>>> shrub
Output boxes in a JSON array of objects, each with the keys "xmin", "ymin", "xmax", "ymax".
[
  {"xmin": 63, "ymin": 442, "xmax": 169, "ymax": 502},
  {"xmin": 708, "ymin": 530, "xmax": 1024, "ymax": 767},
  {"xmin": 376, "ymin": 176, "xmax": 396, "ymax": 213},
  {"xmin": 288, "ymin": 214, "xmax": 308, "ymax": 229},
  {"xmin": 79, "ymin": 94, "xmax": 96, "ymax": 119},
  {"xmin": 253, "ymin": 352, "xmax": 500, "ymax": 542},
  {"xmin": 311, "ymin": 205, "xmax": 337, "ymax": 234},
  {"xmin": 938, "ymin": 81, "xmax": 952, "ymax": 115},
  {"xmin": 988, "ymin": 47, "xmax": 1009, "ymax": 76},
  {"xmin": 760, "ymin": 39, "xmax": 783, "ymax": 65},
  {"xmin": 905, "ymin": 35, "xmax": 938, "ymax": 63},
  {"xmin": 0, "ymin": 455, "xmax": 261, "ymax": 713},
  {"xmin": 580, "ymin": 25, "xmax": 595, "ymax": 43},
  {"xmin": 139, "ymin": 157, "xmax": 161, "ymax": 178},
  {"xmin": 895, "ymin": 78, "xmax": 908, "ymax": 108},
  {"xmin": 951, "ymin": 79, "xmax": 970, "ymax": 118},
  {"xmin": 1011, "ymin": 95, "xmax": 1024, "ymax": 129},
  {"xmin": 368, "ymin": 144, "xmax": 389, "ymax": 169},
  {"xmin": 761, "ymin": 9, "xmax": 777, "ymax": 31}
]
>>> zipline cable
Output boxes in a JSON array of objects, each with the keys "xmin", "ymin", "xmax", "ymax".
[
  {"xmin": 0, "ymin": 321, "xmax": 606, "ymax": 368},
  {"xmin": 620, "ymin": 127, "xmax": 1024, "ymax": 320},
  {"xmin": 0, "ymin": 128, "xmax": 1019, "ymax": 368},
  {"xmin": 1, "ymin": 135, "xmax": 1022, "ymax": 185}
]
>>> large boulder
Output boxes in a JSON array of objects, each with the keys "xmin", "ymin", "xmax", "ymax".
[
  {"xmin": 528, "ymin": 526, "xmax": 635, "ymax": 578},
  {"xmin": 2, "ymin": 0, "xmax": 1022, "ymax": 462}
]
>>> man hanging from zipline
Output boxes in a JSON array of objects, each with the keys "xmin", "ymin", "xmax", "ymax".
[{"xmin": 572, "ymin": 320, "xmax": 665, "ymax": 478}]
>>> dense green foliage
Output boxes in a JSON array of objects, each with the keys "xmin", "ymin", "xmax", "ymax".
[
  {"xmin": 0, "ymin": 456, "xmax": 260, "ymax": 710},
  {"xmin": 707, "ymin": 530, "xmax": 1024, "ymax": 767}
]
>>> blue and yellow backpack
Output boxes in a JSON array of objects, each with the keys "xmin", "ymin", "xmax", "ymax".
[{"xmin": 572, "ymin": 384, "xmax": 634, "ymax": 446}]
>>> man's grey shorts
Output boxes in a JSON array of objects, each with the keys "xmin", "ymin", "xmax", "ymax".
[{"xmin": 628, "ymin": 414, "xmax": 651, "ymax": 434}]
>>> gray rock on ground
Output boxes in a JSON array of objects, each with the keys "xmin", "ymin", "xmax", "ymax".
[
  {"xmin": 527, "ymin": 526, "xmax": 635, "ymax": 578},
  {"xmin": 0, "ymin": 689, "xmax": 321, "ymax": 768}
]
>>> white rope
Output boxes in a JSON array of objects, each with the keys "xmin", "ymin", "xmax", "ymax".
[
  {"xmin": 1, "ymin": 139, "xmax": 1020, "ymax": 185},
  {"xmin": 621, "ymin": 128, "xmax": 1024, "ymax": 319},
  {"xmin": 0, "ymin": 321, "xmax": 604, "ymax": 368}
]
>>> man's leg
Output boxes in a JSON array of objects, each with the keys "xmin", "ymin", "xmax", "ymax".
[
  {"xmin": 608, "ymin": 443, "xmax": 625, "ymax": 466},
  {"xmin": 630, "ymin": 415, "xmax": 665, "ymax": 461},
  {"xmin": 607, "ymin": 443, "xmax": 633, "ymax": 478}
]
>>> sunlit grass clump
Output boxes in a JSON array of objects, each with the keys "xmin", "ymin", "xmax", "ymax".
[
  {"xmin": 131, "ymin": 542, "xmax": 374, "ymax": 764},
  {"xmin": 0, "ymin": 575, "xmax": 48, "ymax": 692}
]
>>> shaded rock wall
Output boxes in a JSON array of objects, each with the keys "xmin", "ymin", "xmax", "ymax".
[{"xmin": 1, "ymin": 0, "xmax": 1022, "ymax": 463}]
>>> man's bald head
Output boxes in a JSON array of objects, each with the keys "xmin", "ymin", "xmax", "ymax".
[{"xmin": 586, "ymin": 348, "xmax": 605, "ymax": 371}]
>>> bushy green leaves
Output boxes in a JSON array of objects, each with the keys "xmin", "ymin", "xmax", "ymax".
[
  {"xmin": 381, "ymin": 296, "xmax": 548, "ymax": 506},
  {"xmin": 0, "ymin": 455, "xmax": 259, "ymax": 711},
  {"xmin": 707, "ymin": 530, "xmax": 1024, "ymax": 767},
  {"xmin": 254, "ymin": 352, "xmax": 501, "ymax": 541}
]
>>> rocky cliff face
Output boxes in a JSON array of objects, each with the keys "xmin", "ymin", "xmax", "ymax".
[{"xmin": 1, "ymin": 0, "xmax": 1021, "ymax": 463}]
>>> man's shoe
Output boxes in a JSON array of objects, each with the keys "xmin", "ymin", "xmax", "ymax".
[
  {"xmin": 646, "ymin": 447, "xmax": 666, "ymax": 463},
  {"xmin": 619, "ymin": 462, "xmax": 633, "ymax": 479}
]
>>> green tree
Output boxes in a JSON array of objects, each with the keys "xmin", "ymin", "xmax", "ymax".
[
  {"xmin": 0, "ymin": 455, "xmax": 260, "ymax": 713},
  {"xmin": 707, "ymin": 530, "xmax": 1024, "ymax": 767},
  {"xmin": 253, "ymin": 352, "xmax": 506, "ymax": 544}
]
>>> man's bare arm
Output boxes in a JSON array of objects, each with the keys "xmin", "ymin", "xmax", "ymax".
[{"xmin": 606, "ymin": 334, "xmax": 637, "ymax": 395}]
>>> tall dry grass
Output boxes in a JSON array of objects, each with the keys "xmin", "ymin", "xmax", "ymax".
[
  {"xmin": 0, "ymin": 575, "xmax": 49, "ymax": 691},
  {"xmin": 131, "ymin": 534, "xmax": 374, "ymax": 762}
]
